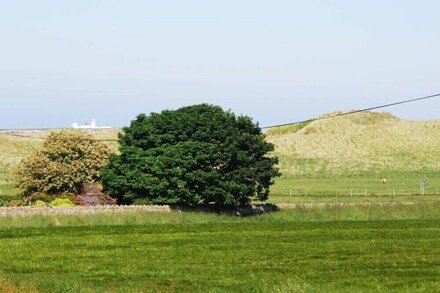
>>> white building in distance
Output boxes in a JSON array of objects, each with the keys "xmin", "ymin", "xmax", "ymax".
[{"xmin": 72, "ymin": 119, "xmax": 112, "ymax": 130}]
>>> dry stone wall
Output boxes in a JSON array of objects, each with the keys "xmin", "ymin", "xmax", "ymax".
[{"xmin": 0, "ymin": 205, "xmax": 171, "ymax": 217}]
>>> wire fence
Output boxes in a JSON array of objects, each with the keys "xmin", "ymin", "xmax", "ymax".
[{"xmin": 271, "ymin": 186, "xmax": 440, "ymax": 197}]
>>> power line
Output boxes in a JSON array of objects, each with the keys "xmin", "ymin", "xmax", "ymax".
[
  {"xmin": 1, "ymin": 92, "xmax": 440, "ymax": 140},
  {"xmin": 0, "ymin": 131, "xmax": 112, "ymax": 141},
  {"xmin": 0, "ymin": 133, "xmax": 45, "ymax": 140},
  {"xmin": 0, "ymin": 127, "xmax": 65, "ymax": 131},
  {"xmin": 261, "ymin": 92, "xmax": 440, "ymax": 129},
  {"xmin": 0, "ymin": 132, "xmax": 119, "ymax": 142}
]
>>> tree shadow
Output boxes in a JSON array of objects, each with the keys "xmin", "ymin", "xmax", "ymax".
[{"xmin": 170, "ymin": 203, "xmax": 280, "ymax": 217}]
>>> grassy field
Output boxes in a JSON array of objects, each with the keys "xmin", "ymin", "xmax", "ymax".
[
  {"xmin": 271, "ymin": 173, "xmax": 440, "ymax": 195},
  {"xmin": 1, "ymin": 204, "xmax": 440, "ymax": 292}
]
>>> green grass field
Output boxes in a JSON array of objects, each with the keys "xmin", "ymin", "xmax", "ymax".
[
  {"xmin": 271, "ymin": 172, "xmax": 440, "ymax": 196},
  {"xmin": 1, "ymin": 204, "xmax": 440, "ymax": 292}
]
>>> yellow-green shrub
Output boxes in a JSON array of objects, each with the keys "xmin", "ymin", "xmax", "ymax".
[
  {"xmin": 48, "ymin": 198, "xmax": 75, "ymax": 207},
  {"xmin": 32, "ymin": 200, "xmax": 47, "ymax": 208},
  {"xmin": 14, "ymin": 131, "xmax": 112, "ymax": 196}
]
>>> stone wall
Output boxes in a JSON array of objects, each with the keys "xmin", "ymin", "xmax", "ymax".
[{"xmin": 0, "ymin": 205, "xmax": 172, "ymax": 217}]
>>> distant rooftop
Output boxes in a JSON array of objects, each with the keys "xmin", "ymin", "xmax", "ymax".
[{"xmin": 72, "ymin": 119, "xmax": 112, "ymax": 130}]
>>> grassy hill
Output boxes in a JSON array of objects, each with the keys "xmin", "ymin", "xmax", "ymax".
[{"xmin": 266, "ymin": 111, "xmax": 440, "ymax": 177}]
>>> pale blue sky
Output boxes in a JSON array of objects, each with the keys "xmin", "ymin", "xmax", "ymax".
[{"xmin": 1, "ymin": 0, "xmax": 439, "ymax": 128}]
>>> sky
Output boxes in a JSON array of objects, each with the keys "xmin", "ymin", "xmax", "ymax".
[{"xmin": 1, "ymin": 0, "xmax": 440, "ymax": 129}]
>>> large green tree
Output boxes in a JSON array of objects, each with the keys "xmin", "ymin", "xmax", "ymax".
[
  {"xmin": 14, "ymin": 131, "xmax": 112, "ymax": 196},
  {"xmin": 102, "ymin": 104, "xmax": 280, "ymax": 206}
]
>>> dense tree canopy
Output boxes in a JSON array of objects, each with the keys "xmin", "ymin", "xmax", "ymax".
[
  {"xmin": 14, "ymin": 131, "xmax": 112, "ymax": 196},
  {"xmin": 102, "ymin": 104, "xmax": 280, "ymax": 206}
]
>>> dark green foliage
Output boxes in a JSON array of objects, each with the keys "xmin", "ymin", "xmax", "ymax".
[
  {"xmin": 28, "ymin": 192, "xmax": 56, "ymax": 203},
  {"xmin": 102, "ymin": 104, "xmax": 280, "ymax": 206},
  {"xmin": 0, "ymin": 197, "xmax": 9, "ymax": 207}
]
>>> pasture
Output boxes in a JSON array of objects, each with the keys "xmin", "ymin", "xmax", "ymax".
[
  {"xmin": 268, "ymin": 174, "xmax": 440, "ymax": 203},
  {"xmin": 1, "ymin": 204, "xmax": 440, "ymax": 292}
]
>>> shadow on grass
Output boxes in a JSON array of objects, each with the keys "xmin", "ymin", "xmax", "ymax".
[{"xmin": 170, "ymin": 203, "xmax": 280, "ymax": 217}]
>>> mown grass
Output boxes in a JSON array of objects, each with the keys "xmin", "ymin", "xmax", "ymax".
[{"xmin": 1, "ymin": 204, "xmax": 440, "ymax": 292}]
